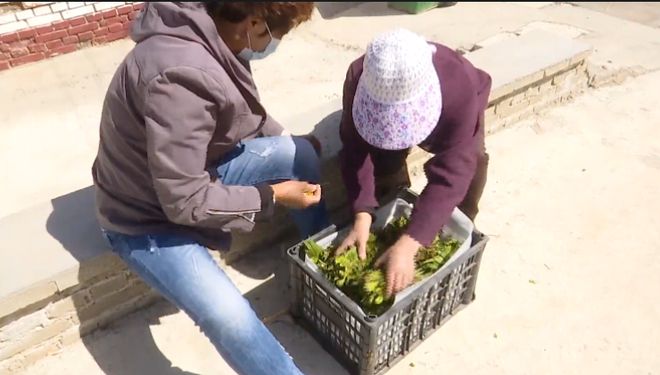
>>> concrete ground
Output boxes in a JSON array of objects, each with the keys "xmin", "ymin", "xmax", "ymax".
[
  {"xmin": 1, "ymin": 1, "xmax": 660, "ymax": 374},
  {"xmin": 3, "ymin": 2, "xmax": 660, "ymax": 219},
  {"xmin": 572, "ymin": 2, "xmax": 660, "ymax": 29},
  {"xmin": 24, "ymin": 68, "xmax": 660, "ymax": 375}
]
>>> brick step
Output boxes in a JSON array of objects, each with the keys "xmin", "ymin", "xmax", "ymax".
[{"xmin": 0, "ymin": 30, "xmax": 591, "ymax": 372}]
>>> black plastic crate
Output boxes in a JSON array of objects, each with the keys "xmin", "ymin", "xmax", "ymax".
[{"xmin": 287, "ymin": 191, "xmax": 489, "ymax": 375}]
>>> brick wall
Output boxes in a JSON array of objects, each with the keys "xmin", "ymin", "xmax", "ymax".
[
  {"xmin": 484, "ymin": 59, "xmax": 589, "ymax": 133},
  {"xmin": 0, "ymin": 2, "xmax": 143, "ymax": 71},
  {"xmin": 0, "ymin": 258, "xmax": 162, "ymax": 373}
]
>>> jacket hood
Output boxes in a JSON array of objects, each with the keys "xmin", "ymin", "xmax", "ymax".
[{"xmin": 130, "ymin": 2, "xmax": 264, "ymax": 102}]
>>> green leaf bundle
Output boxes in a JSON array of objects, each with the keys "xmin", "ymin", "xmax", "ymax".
[{"xmin": 303, "ymin": 217, "xmax": 461, "ymax": 316}]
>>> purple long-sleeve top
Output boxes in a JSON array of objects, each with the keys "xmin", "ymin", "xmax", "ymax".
[{"xmin": 339, "ymin": 42, "xmax": 492, "ymax": 246}]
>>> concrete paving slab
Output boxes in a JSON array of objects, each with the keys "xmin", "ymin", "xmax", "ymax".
[
  {"xmin": 475, "ymin": 31, "xmax": 519, "ymax": 48},
  {"xmin": 22, "ymin": 68, "xmax": 660, "ymax": 375},
  {"xmin": 467, "ymin": 29, "xmax": 591, "ymax": 100},
  {"xmin": 302, "ymin": 2, "xmax": 660, "ymax": 82},
  {"xmin": 0, "ymin": 40, "xmax": 135, "ymax": 219},
  {"xmin": 0, "ymin": 186, "xmax": 107, "ymax": 303},
  {"xmin": 516, "ymin": 20, "xmax": 590, "ymax": 39}
]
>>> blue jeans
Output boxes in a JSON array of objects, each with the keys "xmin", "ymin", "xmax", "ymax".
[
  {"xmin": 102, "ymin": 136, "xmax": 329, "ymax": 375},
  {"xmin": 216, "ymin": 136, "xmax": 329, "ymax": 238}
]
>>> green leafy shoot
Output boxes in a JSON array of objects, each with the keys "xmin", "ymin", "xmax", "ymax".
[{"xmin": 302, "ymin": 217, "xmax": 463, "ymax": 316}]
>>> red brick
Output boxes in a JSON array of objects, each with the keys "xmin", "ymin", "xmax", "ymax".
[
  {"xmin": 102, "ymin": 9, "xmax": 117, "ymax": 19},
  {"xmin": 69, "ymin": 22, "xmax": 98, "ymax": 35},
  {"xmin": 69, "ymin": 16, "xmax": 86, "ymax": 27},
  {"xmin": 86, "ymin": 13, "xmax": 103, "ymax": 22},
  {"xmin": 46, "ymin": 39, "xmax": 63, "ymax": 49},
  {"xmin": 0, "ymin": 44, "xmax": 10, "ymax": 53},
  {"xmin": 0, "ymin": 52, "xmax": 10, "ymax": 60},
  {"xmin": 11, "ymin": 52, "xmax": 45, "ymax": 67},
  {"xmin": 105, "ymin": 30, "xmax": 127, "ymax": 43},
  {"xmin": 128, "ymin": 12, "xmax": 137, "ymax": 21},
  {"xmin": 78, "ymin": 31, "xmax": 93, "ymax": 42},
  {"xmin": 18, "ymin": 28, "xmax": 38, "ymax": 40},
  {"xmin": 35, "ymin": 30, "xmax": 68, "ymax": 43},
  {"xmin": 1, "ymin": 33, "xmax": 19, "ymax": 43},
  {"xmin": 108, "ymin": 23, "xmax": 122, "ymax": 33},
  {"xmin": 47, "ymin": 44, "xmax": 77, "ymax": 57},
  {"xmin": 94, "ymin": 27, "xmax": 109, "ymax": 36},
  {"xmin": 0, "ymin": 60, "xmax": 10, "ymax": 71},
  {"xmin": 100, "ymin": 16, "xmax": 119, "ymax": 27},
  {"xmin": 117, "ymin": 5, "xmax": 133, "ymax": 15},
  {"xmin": 35, "ymin": 25, "xmax": 54, "ymax": 35},
  {"xmin": 9, "ymin": 40, "xmax": 29, "ymax": 49},
  {"xmin": 10, "ymin": 48, "xmax": 29, "ymax": 58},
  {"xmin": 133, "ymin": 3, "xmax": 144, "ymax": 11},
  {"xmin": 63, "ymin": 35, "xmax": 78, "ymax": 45},
  {"xmin": 52, "ymin": 20, "xmax": 70, "ymax": 31},
  {"xmin": 28, "ymin": 43, "xmax": 47, "ymax": 53},
  {"xmin": 119, "ymin": 15, "xmax": 129, "ymax": 23},
  {"xmin": 92, "ymin": 36, "xmax": 106, "ymax": 45}
]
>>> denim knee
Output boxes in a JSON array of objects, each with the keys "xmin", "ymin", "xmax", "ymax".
[
  {"xmin": 195, "ymin": 294, "xmax": 258, "ymax": 341},
  {"xmin": 290, "ymin": 136, "xmax": 321, "ymax": 183}
]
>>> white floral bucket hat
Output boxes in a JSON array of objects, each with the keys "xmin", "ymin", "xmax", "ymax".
[{"xmin": 353, "ymin": 28, "xmax": 442, "ymax": 150}]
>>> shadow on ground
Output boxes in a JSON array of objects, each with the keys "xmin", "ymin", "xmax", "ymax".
[
  {"xmin": 44, "ymin": 186, "xmax": 346, "ymax": 374},
  {"xmin": 240, "ymin": 252, "xmax": 348, "ymax": 375},
  {"xmin": 46, "ymin": 186, "xmax": 198, "ymax": 374},
  {"xmin": 40, "ymin": 97, "xmax": 357, "ymax": 373}
]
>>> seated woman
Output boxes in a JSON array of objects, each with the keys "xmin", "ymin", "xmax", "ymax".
[{"xmin": 92, "ymin": 2, "xmax": 327, "ymax": 374}]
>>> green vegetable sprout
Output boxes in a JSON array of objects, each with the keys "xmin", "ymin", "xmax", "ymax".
[{"xmin": 303, "ymin": 216, "xmax": 461, "ymax": 316}]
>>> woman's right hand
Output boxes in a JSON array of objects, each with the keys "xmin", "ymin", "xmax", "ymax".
[
  {"xmin": 270, "ymin": 181, "xmax": 321, "ymax": 209},
  {"xmin": 336, "ymin": 212, "xmax": 372, "ymax": 260}
]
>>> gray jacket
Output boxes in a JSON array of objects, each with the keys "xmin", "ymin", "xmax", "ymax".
[{"xmin": 92, "ymin": 2, "xmax": 282, "ymax": 249}]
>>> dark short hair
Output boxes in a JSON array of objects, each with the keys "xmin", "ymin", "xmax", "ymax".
[{"xmin": 205, "ymin": 2, "xmax": 315, "ymax": 33}]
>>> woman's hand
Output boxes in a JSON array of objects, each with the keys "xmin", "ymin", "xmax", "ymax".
[
  {"xmin": 335, "ymin": 212, "xmax": 372, "ymax": 260},
  {"xmin": 270, "ymin": 181, "xmax": 321, "ymax": 209},
  {"xmin": 375, "ymin": 234, "xmax": 421, "ymax": 297}
]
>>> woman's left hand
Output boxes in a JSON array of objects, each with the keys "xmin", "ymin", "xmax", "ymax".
[{"xmin": 375, "ymin": 234, "xmax": 422, "ymax": 297}]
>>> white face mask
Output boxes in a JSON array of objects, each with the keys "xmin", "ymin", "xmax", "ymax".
[{"xmin": 238, "ymin": 22, "xmax": 280, "ymax": 61}]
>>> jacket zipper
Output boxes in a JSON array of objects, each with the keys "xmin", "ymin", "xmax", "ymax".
[{"xmin": 206, "ymin": 209, "xmax": 257, "ymax": 224}]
